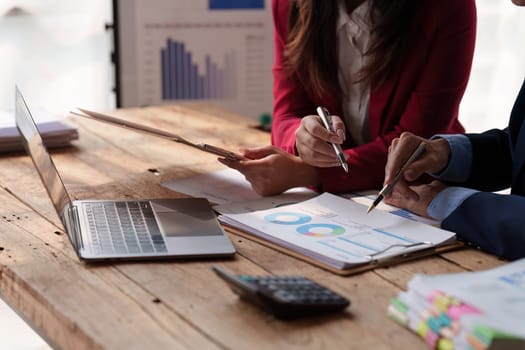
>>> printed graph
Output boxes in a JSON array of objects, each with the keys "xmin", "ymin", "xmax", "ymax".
[
  {"xmin": 128, "ymin": 0, "xmax": 273, "ymax": 119},
  {"xmin": 264, "ymin": 212, "xmax": 312, "ymax": 225},
  {"xmin": 262, "ymin": 211, "xmax": 421, "ymax": 258},
  {"xmin": 296, "ymin": 223, "xmax": 346, "ymax": 237},
  {"xmin": 315, "ymin": 228, "xmax": 419, "ymax": 260},
  {"xmin": 161, "ymin": 38, "xmax": 236, "ymax": 100}
]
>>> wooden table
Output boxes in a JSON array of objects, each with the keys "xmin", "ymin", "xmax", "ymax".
[{"xmin": 0, "ymin": 104, "xmax": 504, "ymax": 350}]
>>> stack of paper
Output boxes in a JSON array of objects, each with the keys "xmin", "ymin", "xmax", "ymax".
[
  {"xmin": 388, "ymin": 258, "xmax": 525, "ymax": 349},
  {"xmin": 0, "ymin": 109, "xmax": 78, "ymax": 153}
]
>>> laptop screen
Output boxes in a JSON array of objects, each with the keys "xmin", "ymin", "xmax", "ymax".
[{"xmin": 15, "ymin": 87, "xmax": 72, "ymax": 215}]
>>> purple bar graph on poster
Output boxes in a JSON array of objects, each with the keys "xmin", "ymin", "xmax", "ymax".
[
  {"xmin": 209, "ymin": 0, "xmax": 264, "ymax": 10},
  {"xmin": 161, "ymin": 48, "xmax": 167, "ymax": 100},
  {"xmin": 160, "ymin": 38, "xmax": 235, "ymax": 100}
]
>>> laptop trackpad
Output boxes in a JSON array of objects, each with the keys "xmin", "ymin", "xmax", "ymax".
[{"xmin": 152, "ymin": 199, "xmax": 223, "ymax": 237}]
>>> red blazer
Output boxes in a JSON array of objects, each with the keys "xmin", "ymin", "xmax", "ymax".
[{"xmin": 271, "ymin": 0, "xmax": 476, "ymax": 193}]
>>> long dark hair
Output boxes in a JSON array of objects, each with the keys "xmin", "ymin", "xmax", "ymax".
[{"xmin": 287, "ymin": 0, "xmax": 420, "ymax": 98}]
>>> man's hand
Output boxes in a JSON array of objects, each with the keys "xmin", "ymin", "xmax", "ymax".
[
  {"xmin": 385, "ymin": 132, "xmax": 451, "ymax": 200},
  {"xmin": 294, "ymin": 114, "xmax": 348, "ymax": 167},
  {"xmin": 384, "ymin": 180, "xmax": 448, "ymax": 218}
]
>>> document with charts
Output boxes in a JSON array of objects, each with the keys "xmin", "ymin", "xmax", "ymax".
[{"xmin": 217, "ymin": 193, "xmax": 457, "ymax": 273}]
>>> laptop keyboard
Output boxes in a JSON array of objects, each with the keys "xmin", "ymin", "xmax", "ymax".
[{"xmin": 85, "ymin": 201, "xmax": 168, "ymax": 255}]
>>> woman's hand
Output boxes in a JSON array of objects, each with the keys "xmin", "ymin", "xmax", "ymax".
[
  {"xmin": 218, "ymin": 145, "xmax": 320, "ymax": 196},
  {"xmin": 294, "ymin": 114, "xmax": 347, "ymax": 167}
]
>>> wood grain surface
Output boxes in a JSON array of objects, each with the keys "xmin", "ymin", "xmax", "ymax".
[{"xmin": 0, "ymin": 104, "xmax": 503, "ymax": 350}]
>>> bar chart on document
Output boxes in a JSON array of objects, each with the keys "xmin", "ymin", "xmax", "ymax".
[{"xmin": 129, "ymin": 0, "xmax": 273, "ymax": 120}]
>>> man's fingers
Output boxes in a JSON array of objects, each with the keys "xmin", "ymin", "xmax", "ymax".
[
  {"xmin": 402, "ymin": 159, "xmax": 429, "ymax": 182},
  {"xmin": 384, "ymin": 133, "xmax": 424, "ymax": 184},
  {"xmin": 387, "ymin": 181, "xmax": 419, "ymax": 201}
]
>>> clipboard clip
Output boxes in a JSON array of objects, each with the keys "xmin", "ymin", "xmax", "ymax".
[
  {"xmin": 197, "ymin": 144, "xmax": 244, "ymax": 161},
  {"xmin": 365, "ymin": 241, "xmax": 433, "ymax": 260}
]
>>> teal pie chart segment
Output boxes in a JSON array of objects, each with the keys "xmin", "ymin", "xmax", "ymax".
[
  {"xmin": 264, "ymin": 212, "xmax": 312, "ymax": 225},
  {"xmin": 296, "ymin": 223, "xmax": 346, "ymax": 237}
]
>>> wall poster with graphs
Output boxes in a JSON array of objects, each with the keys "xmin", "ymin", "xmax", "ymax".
[{"xmin": 113, "ymin": 0, "xmax": 273, "ymax": 121}]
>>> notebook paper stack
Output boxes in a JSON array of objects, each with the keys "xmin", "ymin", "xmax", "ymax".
[
  {"xmin": 388, "ymin": 258, "xmax": 525, "ymax": 349},
  {"xmin": 0, "ymin": 109, "xmax": 78, "ymax": 153}
]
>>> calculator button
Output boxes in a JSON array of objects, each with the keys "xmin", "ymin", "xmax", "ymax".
[{"xmin": 272, "ymin": 291, "xmax": 294, "ymax": 302}]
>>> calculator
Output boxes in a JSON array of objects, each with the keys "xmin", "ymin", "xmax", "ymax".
[{"xmin": 213, "ymin": 265, "xmax": 350, "ymax": 319}]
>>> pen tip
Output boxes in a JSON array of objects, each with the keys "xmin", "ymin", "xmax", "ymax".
[{"xmin": 366, "ymin": 204, "xmax": 374, "ymax": 214}]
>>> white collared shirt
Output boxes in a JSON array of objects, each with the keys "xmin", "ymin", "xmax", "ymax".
[{"xmin": 337, "ymin": 1, "xmax": 372, "ymax": 145}]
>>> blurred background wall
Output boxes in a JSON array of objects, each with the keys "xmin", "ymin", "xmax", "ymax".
[{"xmin": 1, "ymin": 0, "xmax": 525, "ymax": 131}]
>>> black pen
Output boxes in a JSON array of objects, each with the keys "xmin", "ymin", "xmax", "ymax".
[
  {"xmin": 367, "ymin": 142, "xmax": 426, "ymax": 213},
  {"xmin": 316, "ymin": 106, "xmax": 349, "ymax": 173}
]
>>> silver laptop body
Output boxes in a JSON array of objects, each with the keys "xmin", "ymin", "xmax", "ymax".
[{"xmin": 15, "ymin": 87, "xmax": 235, "ymax": 260}]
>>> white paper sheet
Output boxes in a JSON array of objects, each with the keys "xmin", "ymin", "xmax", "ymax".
[
  {"xmin": 341, "ymin": 191, "xmax": 439, "ymax": 226},
  {"xmin": 162, "ymin": 168, "xmax": 316, "ymax": 207}
]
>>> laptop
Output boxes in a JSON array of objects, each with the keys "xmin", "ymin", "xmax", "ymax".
[{"xmin": 15, "ymin": 86, "xmax": 236, "ymax": 261}]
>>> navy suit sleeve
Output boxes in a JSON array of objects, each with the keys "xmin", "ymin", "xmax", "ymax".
[
  {"xmin": 441, "ymin": 79, "xmax": 525, "ymax": 260},
  {"xmin": 442, "ymin": 192, "xmax": 525, "ymax": 260},
  {"xmin": 462, "ymin": 128, "xmax": 513, "ymax": 191}
]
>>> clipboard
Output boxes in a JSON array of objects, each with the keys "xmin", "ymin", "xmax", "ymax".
[
  {"xmin": 224, "ymin": 224, "xmax": 464, "ymax": 276},
  {"xmin": 71, "ymin": 108, "xmax": 244, "ymax": 161},
  {"xmin": 216, "ymin": 192, "xmax": 464, "ymax": 276}
]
